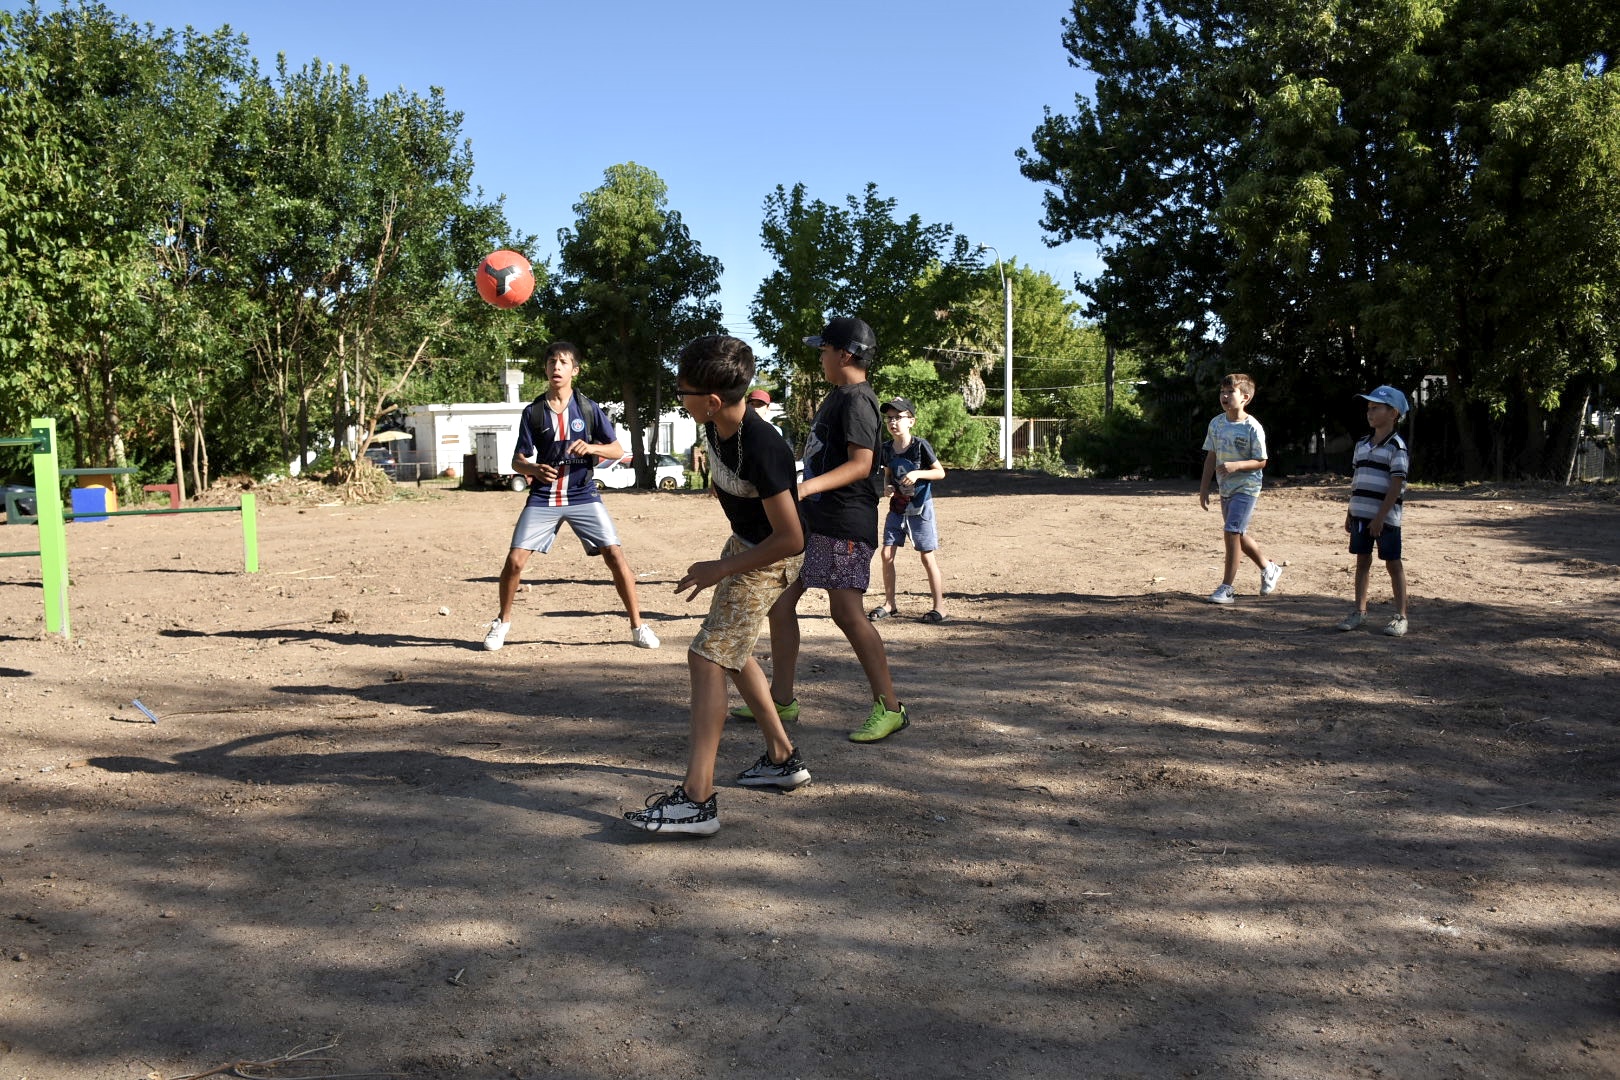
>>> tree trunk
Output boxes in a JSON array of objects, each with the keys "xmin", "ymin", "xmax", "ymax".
[
  {"xmin": 1522, "ymin": 395, "xmax": 1549, "ymax": 478},
  {"xmin": 1446, "ymin": 386, "xmax": 1482, "ymax": 480},
  {"xmin": 195, "ymin": 424, "xmax": 208, "ymax": 494},
  {"xmin": 1562, "ymin": 388, "xmax": 1591, "ymax": 485},
  {"xmin": 190, "ymin": 395, "xmax": 208, "ymax": 496},
  {"xmin": 1104, "ymin": 340, "xmax": 1116, "ymax": 415},
  {"xmin": 99, "ymin": 337, "xmax": 136, "ymax": 505},
  {"xmin": 622, "ymin": 377, "xmax": 648, "ymax": 487},
  {"xmin": 169, "ymin": 394, "xmax": 188, "ymax": 503}
]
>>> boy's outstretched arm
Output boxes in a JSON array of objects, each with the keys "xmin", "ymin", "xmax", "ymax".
[
  {"xmin": 675, "ymin": 490, "xmax": 803, "ymax": 601},
  {"xmin": 1199, "ymin": 450, "xmax": 1217, "ymax": 511}
]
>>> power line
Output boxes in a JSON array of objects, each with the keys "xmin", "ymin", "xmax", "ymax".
[{"xmin": 918, "ymin": 345, "xmax": 1111, "ymax": 367}]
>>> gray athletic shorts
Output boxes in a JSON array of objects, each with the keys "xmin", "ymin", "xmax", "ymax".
[{"xmin": 509, "ymin": 502, "xmax": 620, "ymax": 556}]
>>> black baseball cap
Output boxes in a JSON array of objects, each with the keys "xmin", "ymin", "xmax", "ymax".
[
  {"xmin": 881, "ymin": 397, "xmax": 916, "ymax": 416},
  {"xmin": 804, "ymin": 316, "xmax": 876, "ymax": 357}
]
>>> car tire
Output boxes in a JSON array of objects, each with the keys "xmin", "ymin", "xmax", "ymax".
[
  {"xmin": 593, "ymin": 478, "xmax": 606, "ymax": 492},
  {"xmin": 659, "ymin": 476, "xmax": 677, "ymax": 490}
]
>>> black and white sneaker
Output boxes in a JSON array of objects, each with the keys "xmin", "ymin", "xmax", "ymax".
[
  {"xmin": 736, "ymin": 748, "xmax": 812, "ymax": 790},
  {"xmin": 624, "ymin": 786, "xmax": 720, "ymax": 836}
]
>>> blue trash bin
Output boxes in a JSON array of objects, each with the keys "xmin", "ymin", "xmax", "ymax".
[{"xmin": 70, "ymin": 486, "xmax": 109, "ymax": 523}]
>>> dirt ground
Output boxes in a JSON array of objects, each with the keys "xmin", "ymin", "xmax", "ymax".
[{"xmin": 1, "ymin": 472, "xmax": 1616, "ymax": 1080}]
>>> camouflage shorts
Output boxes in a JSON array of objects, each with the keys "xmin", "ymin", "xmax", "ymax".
[{"xmin": 690, "ymin": 535, "xmax": 804, "ymax": 672}]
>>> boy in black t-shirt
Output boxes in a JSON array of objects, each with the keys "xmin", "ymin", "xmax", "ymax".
[
  {"xmin": 735, "ymin": 317, "xmax": 909, "ymax": 744},
  {"xmin": 625, "ymin": 336, "xmax": 807, "ymax": 836}
]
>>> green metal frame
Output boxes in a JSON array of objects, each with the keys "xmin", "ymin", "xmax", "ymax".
[{"xmin": 1, "ymin": 419, "xmax": 260, "ymax": 639}]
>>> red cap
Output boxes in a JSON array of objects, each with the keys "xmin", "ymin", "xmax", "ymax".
[{"xmin": 747, "ymin": 389, "xmax": 772, "ymax": 406}]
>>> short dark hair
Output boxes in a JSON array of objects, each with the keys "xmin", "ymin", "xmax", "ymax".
[
  {"xmin": 677, "ymin": 335, "xmax": 754, "ymax": 404},
  {"xmin": 543, "ymin": 341, "xmax": 581, "ymax": 365}
]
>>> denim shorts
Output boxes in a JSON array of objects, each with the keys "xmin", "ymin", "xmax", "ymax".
[
  {"xmin": 1348, "ymin": 518, "xmax": 1402, "ymax": 561},
  {"xmin": 882, "ymin": 503, "xmax": 939, "ymax": 553},
  {"xmin": 1220, "ymin": 492, "xmax": 1258, "ymax": 534},
  {"xmin": 799, "ymin": 532, "xmax": 875, "ymax": 592}
]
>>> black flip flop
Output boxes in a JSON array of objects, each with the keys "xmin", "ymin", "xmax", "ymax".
[
  {"xmin": 919, "ymin": 610, "xmax": 946, "ymax": 624},
  {"xmin": 868, "ymin": 605, "xmax": 893, "ymax": 621}
]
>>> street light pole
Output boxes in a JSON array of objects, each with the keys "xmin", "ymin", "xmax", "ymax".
[{"xmin": 977, "ymin": 244, "xmax": 1013, "ymax": 469}]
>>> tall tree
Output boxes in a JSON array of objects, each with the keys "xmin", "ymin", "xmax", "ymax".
[
  {"xmin": 0, "ymin": 7, "xmax": 84, "ymax": 453},
  {"xmin": 0, "ymin": 3, "xmax": 531, "ymax": 487},
  {"xmin": 0, "ymin": 2, "xmax": 194, "ymax": 480},
  {"xmin": 1021, "ymin": 0, "xmax": 1620, "ymax": 479},
  {"xmin": 751, "ymin": 182, "xmax": 968, "ymax": 439},
  {"xmin": 548, "ymin": 162, "xmax": 722, "ymax": 485}
]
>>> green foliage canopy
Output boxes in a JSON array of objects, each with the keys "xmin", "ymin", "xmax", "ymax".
[
  {"xmin": 546, "ymin": 162, "xmax": 723, "ymax": 485},
  {"xmin": 0, "ymin": 2, "xmax": 532, "ymax": 486},
  {"xmin": 1021, "ymin": 0, "xmax": 1620, "ymax": 479}
]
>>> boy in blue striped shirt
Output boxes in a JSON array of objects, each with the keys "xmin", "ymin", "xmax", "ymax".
[{"xmin": 1339, "ymin": 386, "xmax": 1411, "ymax": 637}]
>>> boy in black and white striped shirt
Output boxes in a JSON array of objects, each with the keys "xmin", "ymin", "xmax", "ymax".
[{"xmin": 1339, "ymin": 385, "xmax": 1411, "ymax": 637}]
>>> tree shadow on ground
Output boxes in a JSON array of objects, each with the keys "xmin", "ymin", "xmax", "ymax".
[{"xmin": 8, "ymin": 512, "xmax": 1616, "ymax": 1079}]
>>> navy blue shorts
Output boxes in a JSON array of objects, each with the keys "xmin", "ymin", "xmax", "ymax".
[{"xmin": 1348, "ymin": 518, "xmax": 1402, "ymax": 561}]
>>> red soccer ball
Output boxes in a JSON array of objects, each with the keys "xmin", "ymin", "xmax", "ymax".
[{"xmin": 476, "ymin": 249, "xmax": 535, "ymax": 309}]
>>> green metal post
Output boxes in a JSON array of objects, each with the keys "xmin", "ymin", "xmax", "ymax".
[
  {"xmin": 31, "ymin": 419, "xmax": 69, "ymax": 638},
  {"xmin": 241, "ymin": 492, "xmax": 259, "ymax": 573}
]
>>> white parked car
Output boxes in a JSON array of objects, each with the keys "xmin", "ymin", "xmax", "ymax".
[{"xmin": 593, "ymin": 453, "xmax": 686, "ymax": 491}]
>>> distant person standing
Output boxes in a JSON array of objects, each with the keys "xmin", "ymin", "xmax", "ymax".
[
  {"xmin": 868, "ymin": 397, "xmax": 947, "ymax": 624},
  {"xmin": 690, "ymin": 438, "xmax": 709, "ymax": 488},
  {"xmin": 1337, "ymin": 385, "xmax": 1411, "ymax": 637},
  {"xmin": 482, "ymin": 341, "xmax": 660, "ymax": 652},
  {"xmin": 747, "ymin": 388, "xmax": 788, "ymax": 440}
]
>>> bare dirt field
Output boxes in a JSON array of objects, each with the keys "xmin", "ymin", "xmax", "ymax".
[{"xmin": 2, "ymin": 473, "xmax": 1617, "ymax": 1080}]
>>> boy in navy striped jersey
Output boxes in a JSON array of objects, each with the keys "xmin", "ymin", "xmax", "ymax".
[{"xmin": 1339, "ymin": 386, "xmax": 1411, "ymax": 637}]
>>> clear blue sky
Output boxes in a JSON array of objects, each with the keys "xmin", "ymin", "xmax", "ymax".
[{"xmin": 106, "ymin": 0, "xmax": 1102, "ymax": 348}]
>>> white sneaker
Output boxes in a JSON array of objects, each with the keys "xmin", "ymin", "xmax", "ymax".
[
  {"xmin": 1208, "ymin": 583, "xmax": 1236, "ymax": 605},
  {"xmin": 482, "ymin": 619, "xmax": 511, "ymax": 651},
  {"xmin": 631, "ymin": 624, "xmax": 660, "ymax": 649},
  {"xmin": 1383, "ymin": 615, "xmax": 1408, "ymax": 637},
  {"xmin": 1260, "ymin": 562, "xmax": 1284, "ymax": 595},
  {"xmin": 624, "ymin": 786, "xmax": 719, "ymax": 835}
]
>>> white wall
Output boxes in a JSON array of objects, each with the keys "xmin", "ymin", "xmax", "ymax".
[{"xmin": 403, "ymin": 400, "xmax": 701, "ymax": 475}]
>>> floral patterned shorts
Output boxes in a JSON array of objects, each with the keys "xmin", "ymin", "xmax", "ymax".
[{"xmin": 799, "ymin": 532, "xmax": 875, "ymax": 592}]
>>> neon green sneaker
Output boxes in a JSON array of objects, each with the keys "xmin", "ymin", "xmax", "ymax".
[
  {"xmin": 849, "ymin": 700, "xmax": 909, "ymax": 743},
  {"xmin": 728, "ymin": 698, "xmax": 801, "ymax": 724}
]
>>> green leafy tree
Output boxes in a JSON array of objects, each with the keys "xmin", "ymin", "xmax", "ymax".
[
  {"xmin": 881, "ymin": 259, "xmax": 1124, "ymax": 465},
  {"xmin": 0, "ymin": 7, "xmax": 83, "ymax": 464},
  {"xmin": 0, "ymin": 3, "xmax": 184, "ymax": 485},
  {"xmin": 0, "ymin": 4, "xmax": 531, "ymax": 488},
  {"xmin": 547, "ymin": 162, "xmax": 722, "ymax": 486},
  {"xmin": 751, "ymin": 182, "xmax": 968, "ymax": 441},
  {"xmin": 1021, "ymin": 0, "xmax": 1620, "ymax": 479}
]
